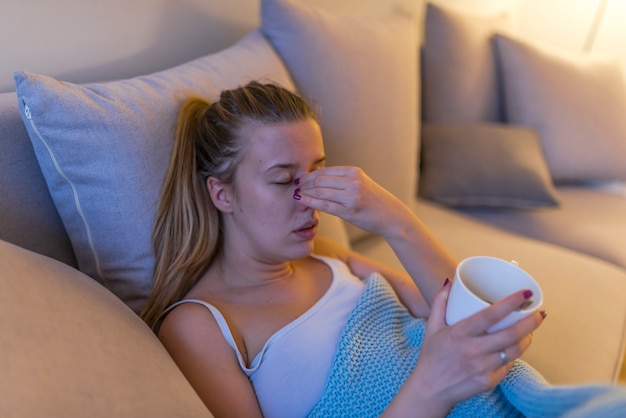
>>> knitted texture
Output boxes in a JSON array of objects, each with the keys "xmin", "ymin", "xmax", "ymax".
[{"xmin": 309, "ymin": 273, "xmax": 626, "ymax": 418}]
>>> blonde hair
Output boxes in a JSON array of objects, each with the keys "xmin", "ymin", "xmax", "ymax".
[{"xmin": 141, "ymin": 81, "xmax": 317, "ymax": 328}]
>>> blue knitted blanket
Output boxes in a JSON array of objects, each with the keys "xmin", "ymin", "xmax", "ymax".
[{"xmin": 309, "ymin": 273, "xmax": 626, "ymax": 417}]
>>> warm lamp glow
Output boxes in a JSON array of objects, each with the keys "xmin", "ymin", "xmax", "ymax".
[
  {"xmin": 583, "ymin": 0, "xmax": 608, "ymax": 51},
  {"xmin": 591, "ymin": 0, "xmax": 626, "ymax": 52},
  {"xmin": 515, "ymin": 0, "xmax": 626, "ymax": 56}
]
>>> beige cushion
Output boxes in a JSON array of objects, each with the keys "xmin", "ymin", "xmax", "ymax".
[
  {"xmin": 0, "ymin": 239, "xmax": 211, "ymax": 417},
  {"xmin": 494, "ymin": 33, "xmax": 626, "ymax": 182},
  {"xmin": 0, "ymin": 92, "xmax": 76, "ymax": 266},
  {"xmin": 419, "ymin": 123, "xmax": 560, "ymax": 208},
  {"xmin": 421, "ymin": 2, "xmax": 509, "ymax": 123},
  {"xmin": 353, "ymin": 199, "xmax": 626, "ymax": 385},
  {"xmin": 461, "ymin": 186, "xmax": 626, "ymax": 270},
  {"xmin": 261, "ymin": 0, "xmax": 420, "ymax": 242}
]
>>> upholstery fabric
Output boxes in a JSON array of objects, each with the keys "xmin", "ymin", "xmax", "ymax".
[
  {"xmin": 0, "ymin": 92, "xmax": 75, "ymax": 266},
  {"xmin": 0, "ymin": 239, "xmax": 211, "ymax": 418},
  {"xmin": 14, "ymin": 30, "xmax": 298, "ymax": 312},
  {"xmin": 419, "ymin": 123, "xmax": 560, "ymax": 208},
  {"xmin": 494, "ymin": 33, "xmax": 626, "ymax": 182},
  {"xmin": 261, "ymin": 0, "xmax": 420, "ymax": 242},
  {"xmin": 421, "ymin": 2, "xmax": 509, "ymax": 123},
  {"xmin": 460, "ymin": 186, "xmax": 626, "ymax": 270}
]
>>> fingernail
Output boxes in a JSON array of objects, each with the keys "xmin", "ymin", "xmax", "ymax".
[
  {"xmin": 293, "ymin": 192, "xmax": 302, "ymax": 201},
  {"xmin": 523, "ymin": 290, "xmax": 533, "ymax": 299},
  {"xmin": 294, "ymin": 178, "xmax": 300, "ymax": 185},
  {"xmin": 443, "ymin": 278, "xmax": 450, "ymax": 287},
  {"xmin": 540, "ymin": 310, "xmax": 547, "ymax": 320}
]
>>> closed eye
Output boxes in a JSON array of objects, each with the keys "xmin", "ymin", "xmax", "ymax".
[{"xmin": 273, "ymin": 175, "xmax": 294, "ymax": 185}]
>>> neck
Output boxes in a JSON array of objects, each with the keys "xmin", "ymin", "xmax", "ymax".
[{"xmin": 214, "ymin": 250, "xmax": 296, "ymax": 289}]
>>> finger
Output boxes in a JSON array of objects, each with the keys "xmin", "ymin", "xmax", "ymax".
[
  {"xmin": 492, "ymin": 329, "xmax": 534, "ymax": 371},
  {"xmin": 460, "ymin": 289, "xmax": 535, "ymax": 336},
  {"xmin": 295, "ymin": 170, "xmax": 366, "ymax": 216},
  {"xmin": 495, "ymin": 310, "xmax": 545, "ymax": 349},
  {"xmin": 496, "ymin": 359, "xmax": 515, "ymax": 378},
  {"xmin": 504, "ymin": 308, "xmax": 544, "ymax": 339},
  {"xmin": 507, "ymin": 331, "xmax": 533, "ymax": 362},
  {"xmin": 299, "ymin": 173, "xmax": 347, "ymax": 192},
  {"xmin": 298, "ymin": 180, "xmax": 350, "ymax": 202},
  {"xmin": 297, "ymin": 166, "xmax": 356, "ymax": 186},
  {"xmin": 293, "ymin": 192, "xmax": 345, "ymax": 214},
  {"xmin": 481, "ymin": 310, "xmax": 545, "ymax": 359},
  {"xmin": 424, "ymin": 279, "xmax": 452, "ymax": 337}
]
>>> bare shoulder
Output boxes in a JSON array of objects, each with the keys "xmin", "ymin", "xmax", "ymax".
[
  {"xmin": 158, "ymin": 302, "xmax": 224, "ymax": 350},
  {"xmin": 158, "ymin": 302, "xmax": 263, "ymax": 416}
]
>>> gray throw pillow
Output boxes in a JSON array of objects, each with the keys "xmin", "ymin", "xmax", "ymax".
[
  {"xmin": 421, "ymin": 3, "xmax": 509, "ymax": 123},
  {"xmin": 419, "ymin": 123, "xmax": 560, "ymax": 208},
  {"xmin": 494, "ymin": 33, "xmax": 626, "ymax": 182}
]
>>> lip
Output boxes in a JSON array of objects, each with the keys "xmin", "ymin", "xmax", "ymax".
[{"xmin": 294, "ymin": 220, "xmax": 318, "ymax": 240}]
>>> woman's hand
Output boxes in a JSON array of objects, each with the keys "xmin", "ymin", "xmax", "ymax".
[
  {"xmin": 385, "ymin": 281, "xmax": 547, "ymax": 417},
  {"xmin": 296, "ymin": 165, "xmax": 457, "ymax": 307},
  {"xmin": 294, "ymin": 166, "xmax": 412, "ymax": 237},
  {"xmin": 297, "ymin": 165, "xmax": 456, "ymax": 306}
]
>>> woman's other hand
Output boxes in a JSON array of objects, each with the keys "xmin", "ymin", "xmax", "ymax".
[{"xmin": 384, "ymin": 280, "xmax": 547, "ymax": 417}]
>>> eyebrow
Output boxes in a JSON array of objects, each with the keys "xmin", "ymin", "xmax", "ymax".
[{"xmin": 267, "ymin": 156, "xmax": 327, "ymax": 171}]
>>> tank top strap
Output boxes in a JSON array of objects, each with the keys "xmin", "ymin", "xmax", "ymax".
[{"xmin": 160, "ymin": 299, "xmax": 249, "ymax": 370}]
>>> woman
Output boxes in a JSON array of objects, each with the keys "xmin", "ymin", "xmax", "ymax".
[{"xmin": 140, "ymin": 81, "xmax": 545, "ymax": 417}]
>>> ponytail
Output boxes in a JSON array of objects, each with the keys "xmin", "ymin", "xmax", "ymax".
[{"xmin": 141, "ymin": 98, "xmax": 220, "ymax": 328}]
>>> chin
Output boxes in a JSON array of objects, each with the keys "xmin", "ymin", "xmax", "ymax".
[{"xmin": 291, "ymin": 240, "xmax": 315, "ymax": 260}]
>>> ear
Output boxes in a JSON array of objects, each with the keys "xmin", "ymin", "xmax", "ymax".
[{"xmin": 206, "ymin": 176, "xmax": 234, "ymax": 213}]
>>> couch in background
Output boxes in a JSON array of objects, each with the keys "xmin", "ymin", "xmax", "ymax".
[{"xmin": 1, "ymin": 0, "xmax": 626, "ymax": 416}]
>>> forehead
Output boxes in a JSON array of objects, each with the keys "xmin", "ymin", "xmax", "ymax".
[{"xmin": 241, "ymin": 119, "xmax": 324, "ymax": 167}]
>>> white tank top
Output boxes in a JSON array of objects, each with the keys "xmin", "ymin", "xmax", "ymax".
[{"xmin": 164, "ymin": 255, "xmax": 365, "ymax": 417}]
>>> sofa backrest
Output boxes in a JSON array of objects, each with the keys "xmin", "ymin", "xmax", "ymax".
[{"xmin": 0, "ymin": 92, "xmax": 77, "ymax": 267}]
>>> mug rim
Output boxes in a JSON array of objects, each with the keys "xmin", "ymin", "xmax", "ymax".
[{"xmin": 455, "ymin": 255, "xmax": 543, "ymax": 311}]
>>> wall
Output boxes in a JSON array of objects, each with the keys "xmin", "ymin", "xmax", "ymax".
[
  {"xmin": 515, "ymin": 0, "xmax": 626, "ymax": 54},
  {"xmin": 1, "ymin": 0, "xmax": 259, "ymax": 92},
  {"xmin": 1, "ymin": 0, "xmax": 622, "ymax": 93}
]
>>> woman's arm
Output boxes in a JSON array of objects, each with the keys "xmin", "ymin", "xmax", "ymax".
[
  {"xmin": 301, "ymin": 166, "xmax": 546, "ymax": 414},
  {"xmin": 298, "ymin": 166, "xmax": 457, "ymax": 307},
  {"xmin": 158, "ymin": 304, "xmax": 263, "ymax": 418}
]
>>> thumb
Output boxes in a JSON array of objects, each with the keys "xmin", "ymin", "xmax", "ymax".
[{"xmin": 425, "ymin": 278, "xmax": 452, "ymax": 336}]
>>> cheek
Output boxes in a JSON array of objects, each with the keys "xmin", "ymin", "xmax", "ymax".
[
  {"xmin": 263, "ymin": 191, "xmax": 296, "ymax": 218},
  {"xmin": 236, "ymin": 184, "xmax": 294, "ymax": 216}
]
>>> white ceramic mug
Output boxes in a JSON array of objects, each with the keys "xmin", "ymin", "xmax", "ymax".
[{"xmin": 445, "ymin": 256, "xmax": 543, "ymax": 333}]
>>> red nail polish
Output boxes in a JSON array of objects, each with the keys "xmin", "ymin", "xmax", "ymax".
[
  {"xmin": 294, "ymin": 178, "xmax": 300, "ymax": 185},
  {"xmin": 443, "ymin": 278, "xmax": 450, "ymax": 287},
  {"xmin": 293, "ymin": 193, "xmax": 302, "ymax": 201},
  {"xmin": 523, "ymin": 290, "xmax": 533, "ymax": 299},
  {"xmin": 540, "ymin": 310, "xmax": 547, "ymax": 319}
]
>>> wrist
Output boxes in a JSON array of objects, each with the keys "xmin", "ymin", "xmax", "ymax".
[{"xmin": 378, "ymin": 204, "xmax": 420, "ymax": 242}]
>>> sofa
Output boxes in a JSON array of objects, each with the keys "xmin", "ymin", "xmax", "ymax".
[{"xmin": 1, "ymin": 0, "xmax": 626, "ymax": 416}]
